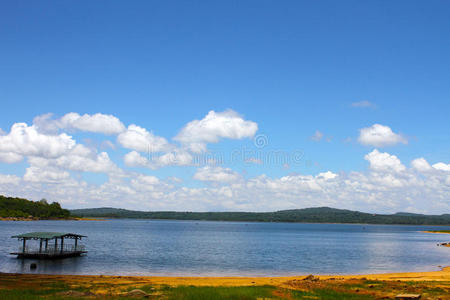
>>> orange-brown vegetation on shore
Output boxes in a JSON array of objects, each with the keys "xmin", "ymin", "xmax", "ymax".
[{"xmin": 1, "ymin": 267, "xmax": 450, "ymax": 299}]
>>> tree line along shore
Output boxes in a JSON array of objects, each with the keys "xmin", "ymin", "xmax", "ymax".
[
  {"xmin": 2, "ymin": 195, "xmax": 450, "ymax": 225},
  {"xmin": 71, "ymin": 206, "xmax": 450, "ymax": 225},
  {"xmin": 0, "ymin": 195, "xmax": 70, "ymax": 220}
]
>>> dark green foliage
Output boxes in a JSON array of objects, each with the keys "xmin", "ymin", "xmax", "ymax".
[
  {"xmin": 0, "ymin": 195, "xmax": 70, "ymax": 219},
  {"xmin": 71, "ymin": 206, "xmax": 450, "ymax": 225}
]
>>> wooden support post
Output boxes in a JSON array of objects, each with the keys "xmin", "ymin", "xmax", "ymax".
[
  {"xmin": 22, "ymin": 239, "xmax": 26, "ymax": 254},
  {"xmin": 54, "ymin": 238, "xmax": 57, "ymax": 253},
  {"xmin": 45, "ymin": 239, "xmax": 48, "ymax": 251},
  {"xmin": 60, "ymin": 237, "xmax": 64, "ymax": 254},
  {"xmin": 75, "ymin": 237, "xmax": 78, "ymax": 251},
  {"xmin": 39, "ymin": 239, "xmax": 43, "ymax": 253}
]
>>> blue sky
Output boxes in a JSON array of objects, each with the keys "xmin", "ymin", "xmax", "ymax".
[{"xmin": 0, "ymin": 1, "xmax": 449, "ymax": 213}]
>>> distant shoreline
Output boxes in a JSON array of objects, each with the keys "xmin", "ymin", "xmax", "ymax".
[
  {"xmin": 3, "ymin": 217, "xmax": 450, "ymax": 226},
  {"xmin": 70, "ymin": 206, "xmax": 450, "ymax": 226}
]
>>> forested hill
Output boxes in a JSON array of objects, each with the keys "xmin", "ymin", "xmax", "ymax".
[
  {"xmin": 0, "ymin": 195, "xmax": 70, "ymax": 219},
  {"xmin": 70, "ymin": 207, "xmax": 450, "ymax": 225}
]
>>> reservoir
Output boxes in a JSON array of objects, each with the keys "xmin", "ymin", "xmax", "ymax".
[{"xmin": 1, "ymin": 219, "xmax": 449, "ymax": 276}]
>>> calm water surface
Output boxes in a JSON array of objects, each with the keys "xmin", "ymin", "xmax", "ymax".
[{"xmin": 1, "ymin": 219, "xmax": 449, "ymax": 276}]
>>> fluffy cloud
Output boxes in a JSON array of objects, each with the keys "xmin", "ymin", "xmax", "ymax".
[
  {"xmin": 0, "ymin": 152, "xmax": 23, "ymax": 163},
  {"xmin": 0, "ymin": 112, "xmax": 448, "ymax": 214},
  {"xmin": 28, "ymin": 145, "xmax": 121, "ymax": 175},
  {"xmin": 0, "ymin": 174, "xmax": 20, "ymax": 185},
  {"xmin": 124, "ymin": 150, "xmax": 193, "ymax": 169},
  {"xmin": 175, "ymin": 110, "xmax": 258, "ymax": 152},
  {"xmin": 364, "ymin": 149, "xmax": 406, "ymax": 173},
  {"xmin": 0, "ymin": 123, "xmax": 75, "ymax": 160},
  {"xmin": 412, "ymin": 158, "xmax": 450, "ymax": 174},
  {"xmin": 24, "ymin": 166, "xmax": 71, "ymax": 183},
  {"xmin": 358, "ymin": 124, "xmax": 408, "ymax": 147},
  {"xmin": 118, "ymin": 124, "xmax": 171, "ymax": 153},
  {"xmin": 154, "ymin": 151, "xmax": 193, "ymax": 167},
  {"xmin": 432, "ymin": 162, "xmax": 450, "ymax": 172},
  {"xmin": 316, "ymin": 171, "xmax": 338, "ymax": 180},
  {"xmin": 124, "ymin": 151, "xmax": 150, "ymax": 168},
  {"xmin": 35, "ymin": 113, "xmax": 126, "ymax": 135},
  {"xmin": 0, "ymin": 149, "xmax": 448, "ymax": 213},
  {"xmin": 193, "ymin": 166, "xmax": 242, "ymax": 183},
  {"xmin": 411, "ymin": 158, "xmax": 433, "ymax": 172}
]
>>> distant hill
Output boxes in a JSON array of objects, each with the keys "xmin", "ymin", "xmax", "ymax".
[
  {"xmin": 70, "ymin": 206, "xmax": 450, "ymax": 225},
  {"xmin": 0, "ymin": 195, "xmax": 70, "ymax": 219}
]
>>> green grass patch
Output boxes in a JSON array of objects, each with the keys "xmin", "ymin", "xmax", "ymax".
[
  {"xmin": 291, "ymin": 288, "xmax": 375, "ymax": 300},
  {"xmin": 160, "ymin": 285, "xmax": 378, "ymax": 300},
  {"xmin": 0, "ymin": 288, "xmax": 78, "ymax": 300},
  {"xmin": 0, "ymin": 280, "xmax": 93, "ymax": 300},
  {"xmin": 164, "ymin": 285, "xmax": 278, "ymax": 300}
]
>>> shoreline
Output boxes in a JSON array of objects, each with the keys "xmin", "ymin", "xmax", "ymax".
[
  {"xmin": 2, "ymin": 217, "xmax": 450, "ymax": 225},
  {"xmin": 2, "ymin": 267, "xmax": 450, "ymax": 298},
  {"xmin": 2, "ymin": 266, "xmax": 450, "ymax": 284}
]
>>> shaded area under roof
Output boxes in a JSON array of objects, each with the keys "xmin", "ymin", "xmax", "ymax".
[{"xmin": 11, "ymin": 232, "xmax": 86, "ymax": 239}]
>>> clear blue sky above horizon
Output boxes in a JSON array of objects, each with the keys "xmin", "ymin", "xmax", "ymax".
[{"xmin": 0, "ymin": 1, "xmax": 449, "ymax": 213}]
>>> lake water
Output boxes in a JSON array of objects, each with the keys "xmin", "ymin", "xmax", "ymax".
[{"xmin": 1, "ymin": 219, "xmax": 449, "ymax": 276}]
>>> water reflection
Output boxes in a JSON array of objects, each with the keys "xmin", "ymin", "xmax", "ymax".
[{"xmin": 11, "ymin": 256, "xmax": 85, "ymax": 274}]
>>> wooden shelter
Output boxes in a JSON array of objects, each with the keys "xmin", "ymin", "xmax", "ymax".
[{"xmin": 10, "ymin": 232, "xmax": 87, "ymax": 259}]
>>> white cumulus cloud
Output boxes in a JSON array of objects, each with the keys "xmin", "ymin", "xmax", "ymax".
[
  {"xmin": 0, "ymin": 174, "xmax": 20, "ymax": 185},
  {"xmin": 0, "ymin": 112, "xmax": 449, "ymax": 214},
  {"xmin": 27, "ymin": 144, "xmax": 122, "ymax": 176},
  {"xmin": 411, "ymin": 158, "xmax": 433, "ymax": 172},
  {"xmin": 124, "ymin": 151, "xmax": 150, "ymax": 168},
  {"xmin": 0, "ymin": 152, "xmax": 23, "ymax": 163},
  {"xmin": 193, "ymin": 166, "xmax": 242, "ymax": 183},
  {"xmin": 0, "ymin": 123, "xmax": 76, "ymax": 159},
  {"xmin": 364, "ymin": 149, "xmax": 406, "ymax": 173},
  {"xmin": 358, "ymin": 124, "xmax": 408, "ymax": 147},
  {"xmin": 124, "ymin": 150, "xmax": 193, "ymax": 169},
  {"xmin": 118, "ymin": 124, "xmax": 171, "ymax": 153},
  {"xmin": 432, "ymin": 162, "xmax": 450, "ymax": 172},
  {"xmin": 175, "ymin": 110, "xmax": 258, "ymax": 152},
  {"xmin": 34, "ymin": 113, "xmax": 126, "ymax": 135},
  {"xmin": 24, "ymin": 166, "xmax": 71, "ymax": 183},
  {"xmin": 0, "ymin": 150, "xmax": 448, "ymax": 213}
]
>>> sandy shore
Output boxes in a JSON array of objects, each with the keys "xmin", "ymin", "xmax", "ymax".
[
  {"xmin": 2, "ymin": 266, "xmax": 449, "ymax": 287},
  {"xmin": 2, "ymin": 267, "xmax": 450, "ymax": 298}
]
